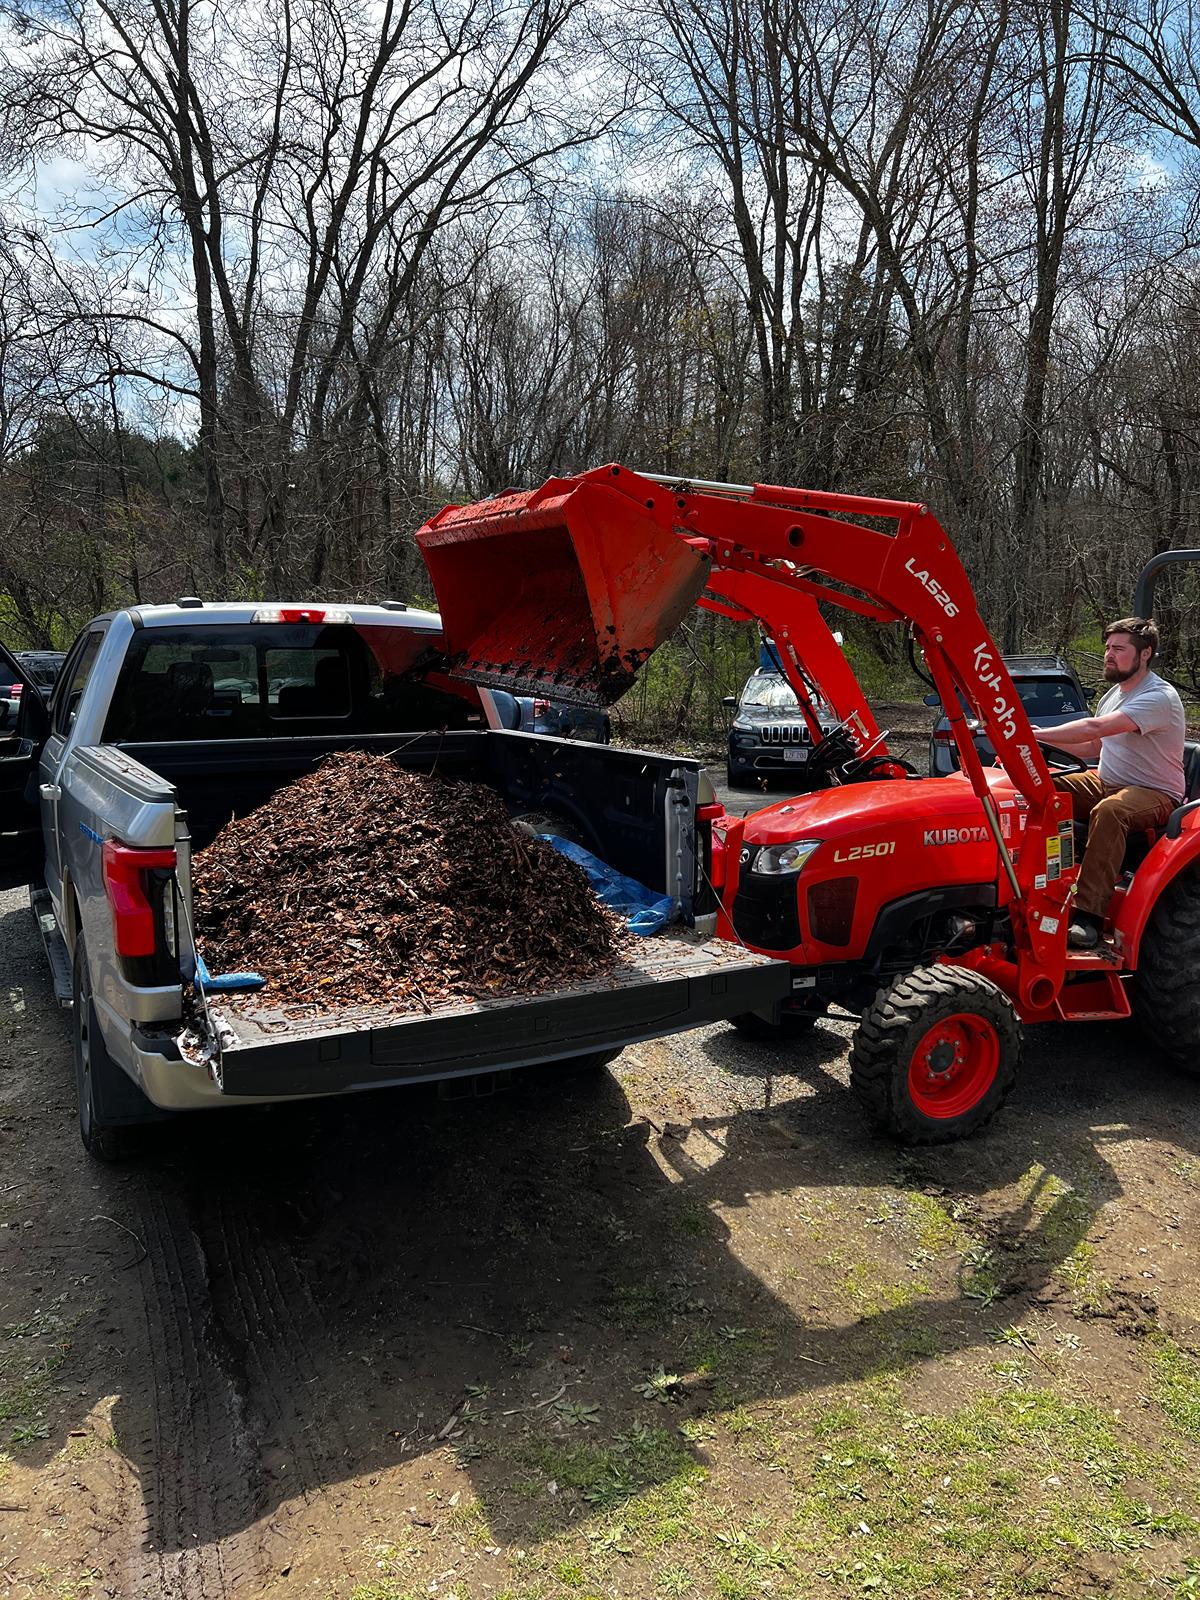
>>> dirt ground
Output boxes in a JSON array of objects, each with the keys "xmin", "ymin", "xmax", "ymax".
[{"xmin": 1, "ymin": 882, "xmax": 1199, "ymax": 1600}]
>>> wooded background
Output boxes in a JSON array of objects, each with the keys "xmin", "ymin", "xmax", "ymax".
[{"xmin": 2, "ymin": 0, "xmax": 1199, "ymax": 735}]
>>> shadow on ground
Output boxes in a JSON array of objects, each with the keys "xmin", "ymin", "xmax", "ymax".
[
  {"xmin": 2, "ymin": 893, "xmax": 1194, "ymax": 1579},
  {"xmin": 97, "ymin": 1003, "xmax": 1198, "ymax": 1555}
]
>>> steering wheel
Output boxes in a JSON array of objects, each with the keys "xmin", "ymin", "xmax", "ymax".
[
  {"xmin": 805, "ymin": 719, "xmax": 857, "ymax": 774},
  {"xmin": 1038, "ymin": 742, "xmax": 1090, "ymax": 774},
  {"xmin": 807, "ymin": 722, "xmax": 920, "ymax": 783}
]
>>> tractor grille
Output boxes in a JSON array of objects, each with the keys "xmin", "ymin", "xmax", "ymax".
[
  {"xmin": 729, "ymin": 874, "xmax": 802, "ymax": 953},
  {"xmin": 761, "ymin": 723, "xmax": 811, "ymax": 745}
]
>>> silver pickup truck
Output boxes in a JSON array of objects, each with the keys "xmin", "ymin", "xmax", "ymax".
[{"xmin": 0, "ymin": 602, "xmax": 787, "ymax": 1159}]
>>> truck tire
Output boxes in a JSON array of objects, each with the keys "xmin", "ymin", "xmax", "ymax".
[
  {"xmin": 850, "ymin": 965, "xmax": 1019, "ymax": 1144},
  {"xmin": 1134, "ymin": 865, "xmax": 1200, "ymax": 1074},
  {"xmin": 72, "ymin": 936, "xmax": 159, "ymax": 1161}
]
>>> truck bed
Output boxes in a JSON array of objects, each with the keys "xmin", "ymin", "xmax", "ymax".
[{"xmin": 197, "ymin": 931, "xmax": 788, "ymax": 1098}]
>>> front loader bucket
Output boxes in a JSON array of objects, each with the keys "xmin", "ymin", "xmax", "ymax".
[{"xmin": 415, "ymin": 469, "xmax": 710, "ymax": 704}]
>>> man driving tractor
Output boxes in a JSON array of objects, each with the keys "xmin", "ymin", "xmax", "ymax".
[{"xmin": 1033, "ymin": 618, "xmax": 1186, "ymax": 949}]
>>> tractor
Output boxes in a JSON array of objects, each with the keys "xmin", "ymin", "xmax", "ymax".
[{"xmin": 416, "ymin": 466, "xmax": 1200, "ymax": 1143}]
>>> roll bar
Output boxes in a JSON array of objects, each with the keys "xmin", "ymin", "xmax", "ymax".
[{"xmin": 1133, "ymin": 549, "xmax": 1200, "ymax": 620}]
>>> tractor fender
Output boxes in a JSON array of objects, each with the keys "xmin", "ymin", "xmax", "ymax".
[{"xmin": 1114, "ymin": 820, "xmax": 1200, "ymax": 966}]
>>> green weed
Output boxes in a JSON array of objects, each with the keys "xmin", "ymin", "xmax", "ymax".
[{"xmin": 1148, "ymin": 1335, "xmax": 1200, "ymax": 1441}]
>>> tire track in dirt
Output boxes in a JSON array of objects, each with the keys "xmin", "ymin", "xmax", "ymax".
[
  {"xmin": 123, "ymin": 1187, "xmax": 265, "ymax": 1599},
  {"xmin": 193, "ymin": 1187, "xmax": 359, "ymax": 1570},
  {"xmin": 122, "ymin": 1169, "xmax": 364, "ymax": 1596}
]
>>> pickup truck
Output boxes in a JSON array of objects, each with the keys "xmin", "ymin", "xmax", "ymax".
[{"xmin": 0, "ymin": 602, "xmax": 787, "ymax": 1159}]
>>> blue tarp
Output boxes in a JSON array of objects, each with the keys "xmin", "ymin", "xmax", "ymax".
[
  {"xmin": 194, "ymin": 953, "xmax": 267, "ymax": 993},
  {"xmin": 543, "ymin": 837, "xmax": 677, "ymax": 936}
]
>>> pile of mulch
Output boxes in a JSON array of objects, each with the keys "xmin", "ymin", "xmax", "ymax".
[{"xmin": 191, "ymin": 752, "xmax": 630, "ymax": 1012}]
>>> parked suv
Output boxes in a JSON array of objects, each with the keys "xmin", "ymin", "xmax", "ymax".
[
  {"xmin": 724, "ymin": 669, "xmax": 843, "ymax": 788},
  {"xmin": 927, "ymin": 653, "xmax": 1089, "ymax": 776},
  {"xmin": 1, "ymin": 650, "xmax": 65, "ymax": 732}
]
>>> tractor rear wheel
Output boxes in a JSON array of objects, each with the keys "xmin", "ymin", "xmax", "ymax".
[
  {"xmin": 850, "ymin": 965, "xmax": 1019, "ymax": 1143},
  {"xmin": 1133, "ymin": 864, "xmax": 1200, "ymax": 1075}
]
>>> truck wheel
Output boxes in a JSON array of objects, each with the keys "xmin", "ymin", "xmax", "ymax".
[
  {"xmin": 850, "ymin": 966, "xmax": 1019, "ymax": 1144},
  {"xmin": 1134, "ymin": 865, "xmax": 1200, "ymax": 1074},
  {"xmin": 72, "ymin": 936, "xmax": 157, "ymax": 1161}
]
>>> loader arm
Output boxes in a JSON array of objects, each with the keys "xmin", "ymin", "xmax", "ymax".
[{"xmin": 417, "ymin": 464, "xmax": 1074, "ymax": 1011}]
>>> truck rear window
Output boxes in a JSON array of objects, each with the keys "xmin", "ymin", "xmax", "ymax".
[
  {"xmin": 1015, "ymin": 678, "xmax": 1087, "ymax": 718},
  {"xmin": 102, "ymin": 623, "xmax": 484, "ymax": 742}
]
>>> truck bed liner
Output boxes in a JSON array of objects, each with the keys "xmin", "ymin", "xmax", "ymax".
[{"xmin": 203, "ymin": 932, "xmax": 787, "ymax": 1098}]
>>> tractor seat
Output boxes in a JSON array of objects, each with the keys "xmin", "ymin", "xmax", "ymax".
[
  {"xmin": 1120, "ymin": 740, "xmax": 1200, "ymax": 872},
  {"xmin": 1184, "ymin": 740, "xmax": 1200, "ymax": 802}
]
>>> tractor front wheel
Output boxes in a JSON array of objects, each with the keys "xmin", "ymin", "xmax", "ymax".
[{"xmin": 850, "ymin": 965, "xmax": 1020, "ymax": 1144}]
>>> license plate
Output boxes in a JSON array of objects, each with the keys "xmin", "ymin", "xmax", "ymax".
[{"xmin": 783, "ymin": 748, "xmax": 808, "ymax": 763}]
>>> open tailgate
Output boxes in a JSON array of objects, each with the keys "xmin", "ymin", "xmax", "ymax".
[
  {"xmin": 207, "ymin": 936, "xmax": 788, "ymax": 1097},
  {"xmin": 415, "ymin": 466, "xmax": 710, "ymax": 704}
]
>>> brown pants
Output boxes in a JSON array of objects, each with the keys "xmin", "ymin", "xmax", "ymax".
[{"xmin": 1053, "ymin": 771, "xmax": 1176, "ymax": 917}]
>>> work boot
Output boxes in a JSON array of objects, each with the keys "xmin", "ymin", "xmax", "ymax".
[{"xmin": 1067, "ymin": 911, "xmax": 1103, "ymax": 950}]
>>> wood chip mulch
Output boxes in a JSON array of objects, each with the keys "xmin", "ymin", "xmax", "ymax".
[{"xmin": 192, "ymin": 751, "xmax": 630, "ymax": 1013}]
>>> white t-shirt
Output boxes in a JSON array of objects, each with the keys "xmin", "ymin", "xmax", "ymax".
[{"xmin": 1096, "ymin": 671, "xmax": 1186, "ymax": 801}]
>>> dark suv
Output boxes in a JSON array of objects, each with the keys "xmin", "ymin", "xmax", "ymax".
[
  {"xmin": 724, "ymin": 669, "xmax": 843, "ymax": 787},
  {"xmin": 0, "ymin": 650, "xmax": 65, "ymax": 733},
  {"xmin": 927, "ymin": 653, "xmax": 1089, "ymax": 776}
]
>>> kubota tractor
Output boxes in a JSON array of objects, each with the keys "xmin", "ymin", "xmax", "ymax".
[{"xmin": 416, "ymin": 467, "xmax": 1200, "ymax": 1143}]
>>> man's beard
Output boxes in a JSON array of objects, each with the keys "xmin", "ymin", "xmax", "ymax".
[{"xmin": 1104, "ymin": 662, "xmax": 1139, "ymax": 683}]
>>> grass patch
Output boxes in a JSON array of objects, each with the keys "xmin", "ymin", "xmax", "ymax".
[
  {"xmin": 818, "ymin": 1247, "xmax": 931, "ymax": 1318},
  {"xmin": 903, "ymin": 1191, "xmax": 968, "ymax": 1255},
  {"xmin": 686, "ymin": 1323, "xmax": 778, "ymax": 1388},
  {"xmin": 1057, "ymin": 1241, "xmax": 1112, "ymax": 1313},
  {"xmin": 0, "ymin": 1348, "xmax": 67, "ymax": 1440},
  {"xmin": 783, "ymin": 1379, "xmax": 1197, "ymax": 1594},
  {"xmin": 603, "ymin": 1275, "xmax": 707, "ymax": 1334},
  {"xmin": 520, "ymin": 1421, "xmax": 703, "ymax": 1516},
  {"xmin": 1149, "ymin": 1335, "xmax": 1200, "ymax": 1442},
  {"xmin": 670, "ymin": 1196, "xmax": 716, "ymax": 1239}
]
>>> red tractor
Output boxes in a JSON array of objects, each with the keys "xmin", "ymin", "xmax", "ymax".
[{"xmin": 416, "ymin": 467, "xmax": 1200, "ymax": 1143}]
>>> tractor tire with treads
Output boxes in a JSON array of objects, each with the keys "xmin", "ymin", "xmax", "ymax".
[
  {"xmin": 1134, "ymin": 864, "xmax": 1200, "ymax": 1075},
  {"xmin": 850, "ymin": 965, "xmax": 1020, "ymax": 1143}
]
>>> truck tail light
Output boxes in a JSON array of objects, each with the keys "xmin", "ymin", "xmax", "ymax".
[
  {"xmin": 102, "ymin": 841, "xmax": 177, "ymax": 958},
  {"xmin": 531, "ymin": 697, "xmax": 551, "ymax": 718},
  {"xmin": 692, "ymin": 801, "xmax": 725, "ymax": 915},
  {"xmin": 933, "ymin": 728, "xmax": 955, "ymax": 743}
]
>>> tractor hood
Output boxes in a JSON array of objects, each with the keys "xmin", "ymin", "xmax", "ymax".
[
  {"xmin": 742, "ymin": 769, "xmax": 1024, "ymax": 847},
  {"xmin": 415, "ymin": 469, "xmax": 710, "ymax": 704}
]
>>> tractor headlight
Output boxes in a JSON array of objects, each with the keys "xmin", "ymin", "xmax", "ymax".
[{"xmin": 752, "ymin": 839, "xmax": 822, "ymax": 875}]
